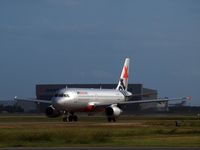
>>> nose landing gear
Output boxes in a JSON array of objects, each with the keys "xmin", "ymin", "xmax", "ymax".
[{"xmin": 62, "ymin": 112, "xmax": 78, "ymax": 122}]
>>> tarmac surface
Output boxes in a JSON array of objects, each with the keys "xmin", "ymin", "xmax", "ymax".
[{"xmin": 1, "ymin": 147, "xmax": 200, "ymax": 150}]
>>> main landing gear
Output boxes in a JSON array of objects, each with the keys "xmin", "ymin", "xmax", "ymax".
[
  {"xmin": 107, "ymin": 116, "xmax": 116, "ymax": 122},
  {"xmin": 62, "ymin": 112, "xmax": 78, "ymax": 122},
  {"xmin": 68, "ymin": 115, "xmax": 78, "ymax": 122}
]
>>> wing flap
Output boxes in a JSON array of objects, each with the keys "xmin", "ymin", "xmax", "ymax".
[
  {"xmin": 93, "ymin": 96, "xmax": 191, "ymax": 109},
  {"xmin": 118, "ymin": 97, "xmax": 191, "ymax": 105}
]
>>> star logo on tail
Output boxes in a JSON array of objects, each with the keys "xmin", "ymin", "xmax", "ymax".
[{"xmin": 123, "ymin": 66, "xmax": 128, "ymax": 79}]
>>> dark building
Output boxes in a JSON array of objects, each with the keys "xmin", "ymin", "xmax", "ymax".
[{"xmin": 36, "ymin": 84, "xmax": 159, "ymax": 113}]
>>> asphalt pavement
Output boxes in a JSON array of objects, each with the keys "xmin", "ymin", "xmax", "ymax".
[{"xmin": 1, "ymin": 147, "xmax": 200, "ymax": 150}]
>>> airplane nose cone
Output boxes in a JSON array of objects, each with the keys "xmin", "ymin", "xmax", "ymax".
[{"xmin": 52, "ymin": 98, "xmax": 65, "ymax": 109}]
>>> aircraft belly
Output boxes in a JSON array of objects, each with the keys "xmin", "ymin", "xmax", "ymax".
[
  {"xmin": 63, "ymin": 98, "xmax": 88, "ymax": 112},
  {"xmin": 62, "ymin": 93, "xmax": 124, "ymax": 112}
]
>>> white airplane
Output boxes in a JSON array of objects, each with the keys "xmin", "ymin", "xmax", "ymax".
[{"xmin": 15, "ymin": 58, "xmax": 191, "ymax": 122}]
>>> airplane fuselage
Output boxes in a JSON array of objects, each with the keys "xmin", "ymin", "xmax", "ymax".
[{"xmin": 51, "ymin": 88, "xmax": 125, "ymax": 112}]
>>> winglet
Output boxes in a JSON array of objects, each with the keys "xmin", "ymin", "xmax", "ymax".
[
  {"xmin": 186, "ymin": 96, "xmax": 192, "ymax": 100},
  {"xmin": 181, "ymin": 96, "xmax": 192, "ymax": 100}
]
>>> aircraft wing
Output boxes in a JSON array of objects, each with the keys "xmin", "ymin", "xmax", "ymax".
[
  {"xmin": 14, "ymin": 97, "xmax": 52, "ymax": 104},
  {"xmin": 93, "ymin": 96, "xmax": 191, "ymax": 110},
  {"xmin": 118, "ymin": 96, "xmax": 192, "ymax": 105}
]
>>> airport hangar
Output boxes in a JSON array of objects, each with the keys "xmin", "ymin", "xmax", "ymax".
[{"xmin": 34, "ymin": 84, "xmax": 167, "ymax": 113}]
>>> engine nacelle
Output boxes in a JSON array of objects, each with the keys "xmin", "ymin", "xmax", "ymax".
[
  {"xmin": 45, "ymin": 105, "xmax": 61, "ymax": 118},
  {"xmin": 105, "ymin": 105, "xmax": 122, "ymax": 117}
]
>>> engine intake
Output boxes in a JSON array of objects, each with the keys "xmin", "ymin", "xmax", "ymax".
[
  {"xmin": 45, "ymin": 105, "xmax": 61, "ymax": 118},
  {"xmin": 105, "ymin": 105, "xmax": 122, "ymax": 117}
]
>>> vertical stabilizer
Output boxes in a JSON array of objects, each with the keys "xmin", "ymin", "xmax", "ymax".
[{"xmin": 116, "ymin": 58, "xmax": 130, "ymax": 91}]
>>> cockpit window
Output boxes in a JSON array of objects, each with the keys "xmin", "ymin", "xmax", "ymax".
[
  {"xmin": 54, "ymin": 94, "xmax": 69, "ymax": 97},
  {"xmin": 63, "ymin": 94, "xmax": 69, "ymax": 97}
]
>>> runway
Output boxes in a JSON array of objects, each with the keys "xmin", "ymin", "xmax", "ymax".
[{"xmin": 1, "ymin": 147, "xmax": 200, "ymax": 150}]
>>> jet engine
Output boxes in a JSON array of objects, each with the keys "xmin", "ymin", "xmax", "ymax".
[
  {"xmin": 45, "ymin": 105, "xmax": 61, "ymax": 118},
  {"xmin": 105, "ymin": 105, "xmax": 122, "ymax": 117}
]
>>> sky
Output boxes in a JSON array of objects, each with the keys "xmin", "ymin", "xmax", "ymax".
[{"xmin": 0, "ymin": 0, "xmax": 200, "ymax": 106}]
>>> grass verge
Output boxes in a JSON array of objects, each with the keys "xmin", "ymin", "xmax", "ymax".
[{"xmin": 0, "ymin": 115, "xmax": 199, "ymax": 147}]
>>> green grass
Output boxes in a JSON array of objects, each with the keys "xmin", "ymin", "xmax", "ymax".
[{"xmin": 0, "ymin": 115, "xmax": 200, "ymax": 147}]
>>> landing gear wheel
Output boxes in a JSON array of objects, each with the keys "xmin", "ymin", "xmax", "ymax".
[
  {"xmin": 107, "ymin": 117, "xmax": 116, "ymax": 122},
  {"xmin": 62, "ymin": 111, "xmax": 69, "ymax": 122},
  {"xmin": 107, "ymin": 117, "xmax": 112, "ymax": 122},
  {"xmin": 62, "ymin": 117, "xmax": 68, "ymax": 122},
  {"xmin": 68, "ymin": 115, "xmax": 73, "ymax": 122},
  {"xmin": 68, "ymin": 115, "xmax": 78, "ymax": 122},
  {"xmin": 73, "ymin": 115, "xmax": 78, "ymax": 122}
]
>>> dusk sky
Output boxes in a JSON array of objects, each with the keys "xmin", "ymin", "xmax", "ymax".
[{"xmin": 0, "ymin": 0, "xmax": 200, "ymax": 105}]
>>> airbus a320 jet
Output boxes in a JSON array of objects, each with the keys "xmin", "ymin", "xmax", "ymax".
[{"xmin": 15, "ymin": 58, "xmax": 191, "ymax": 122}]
